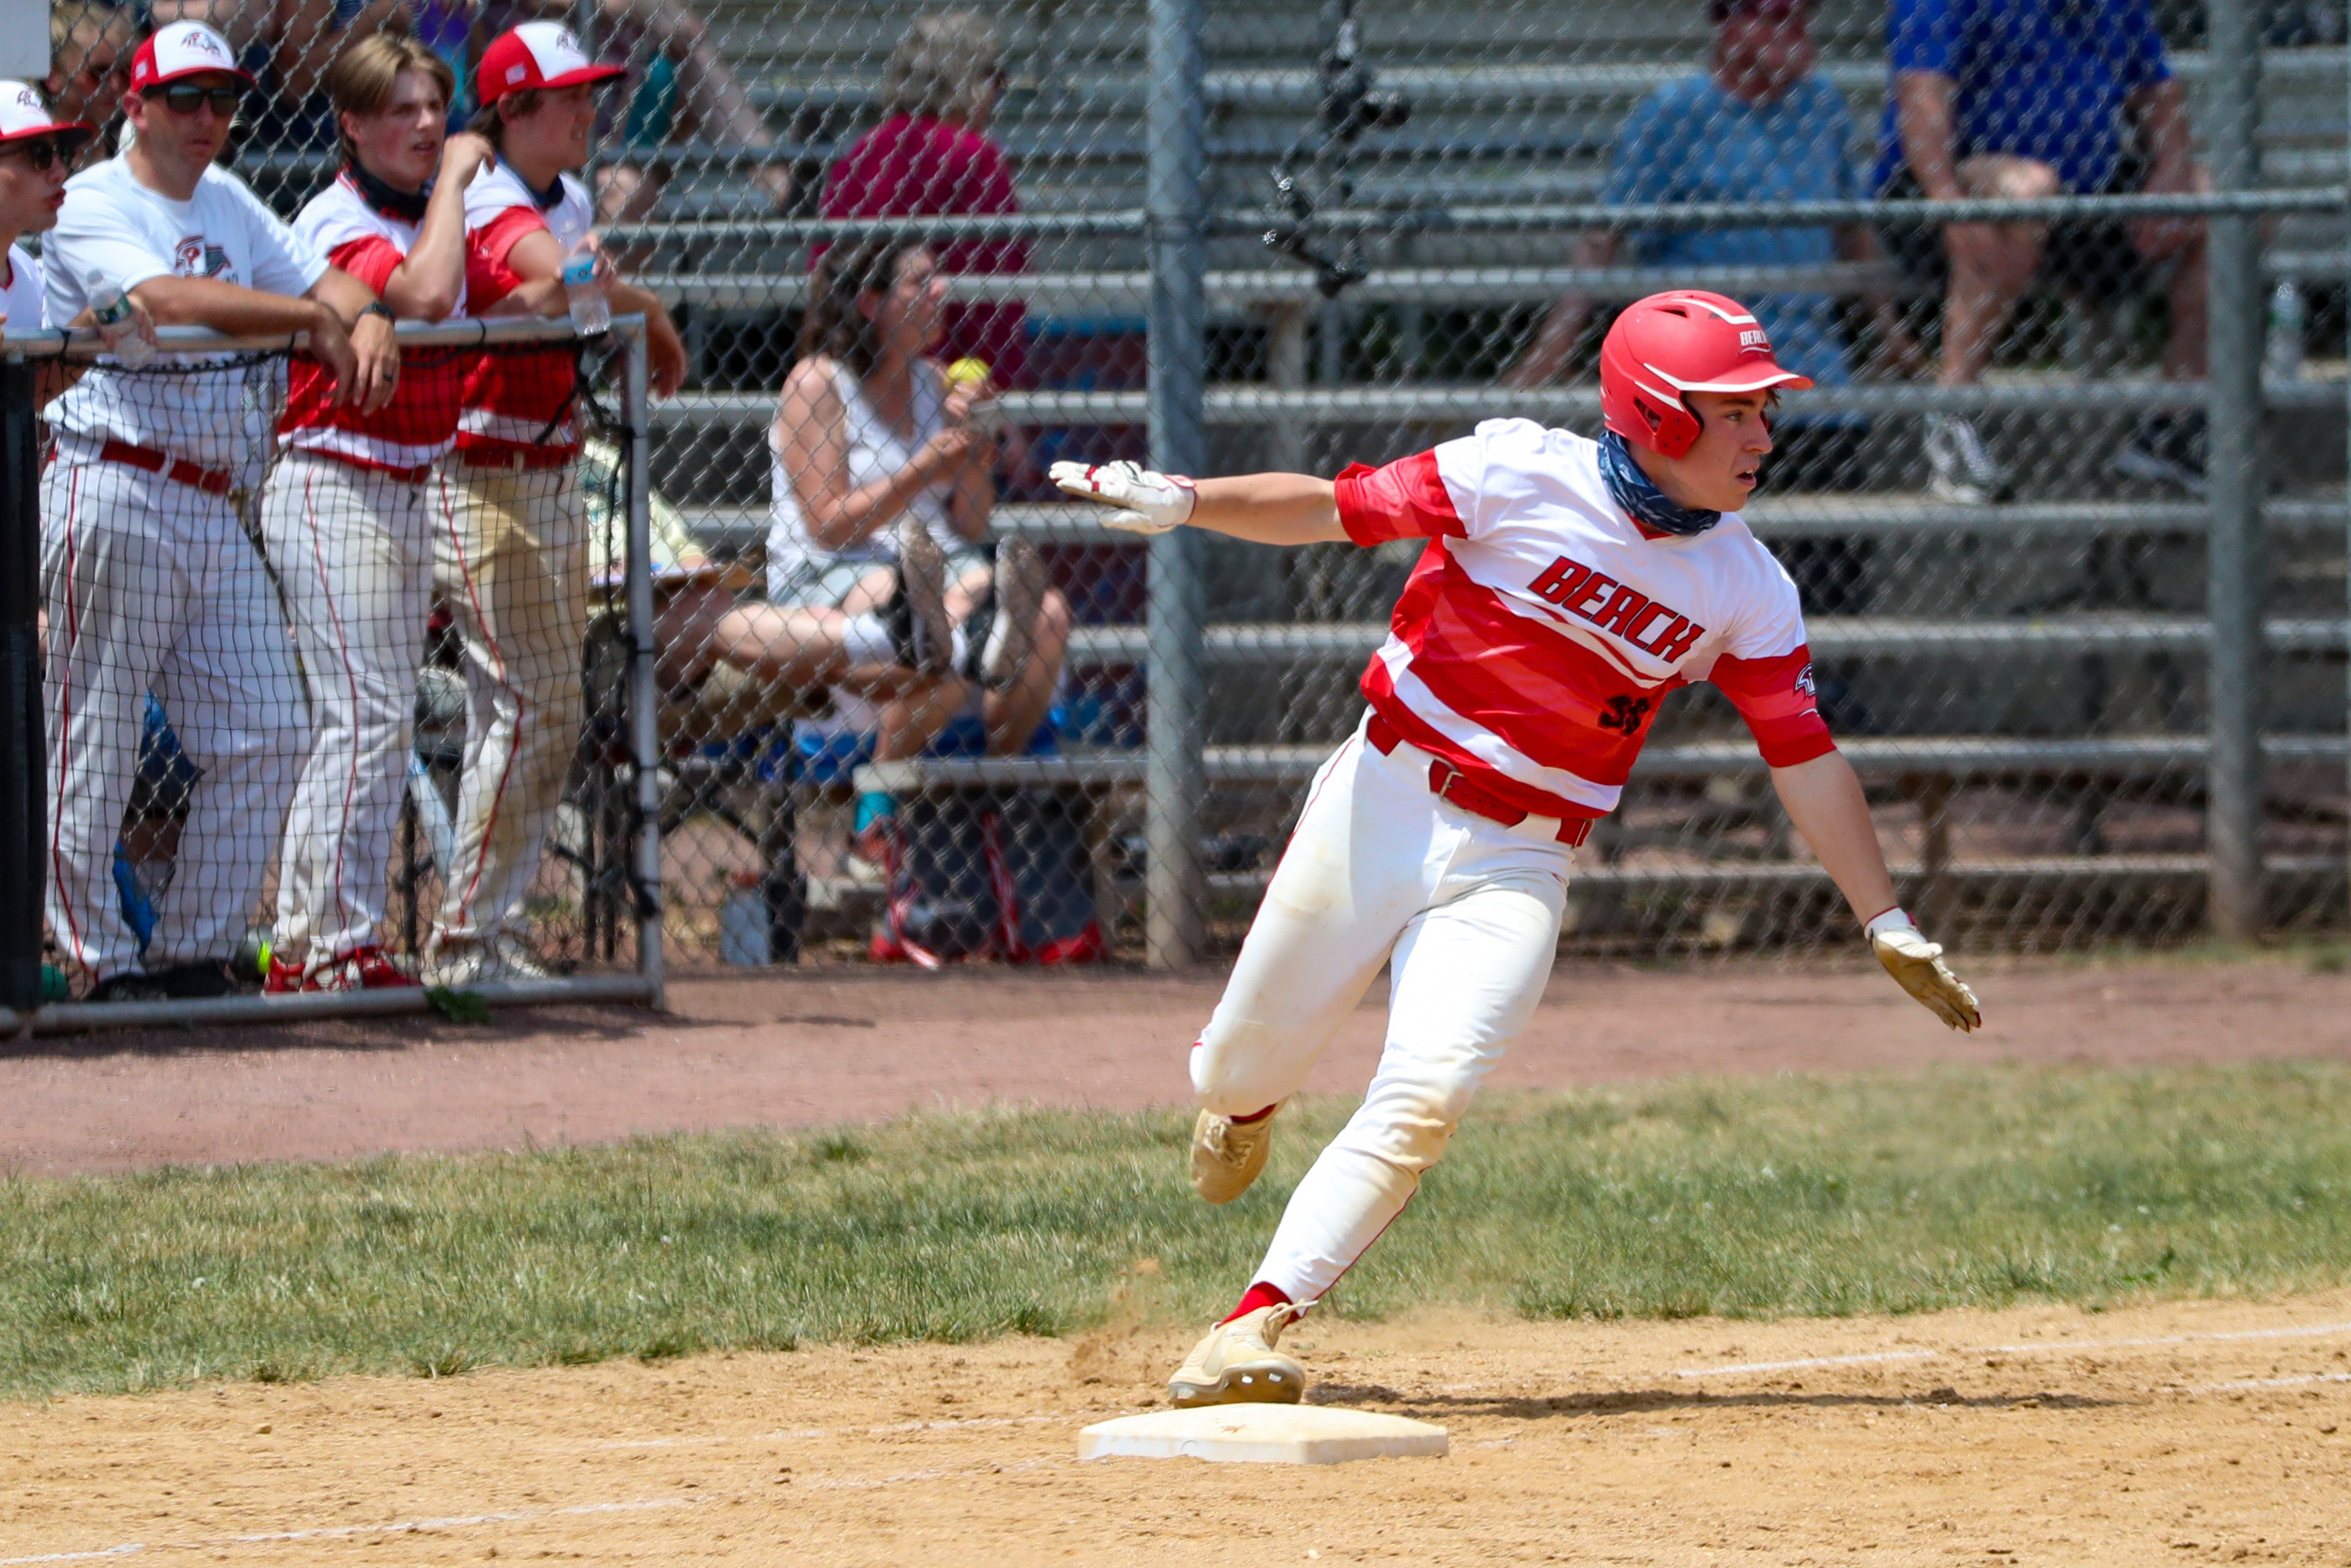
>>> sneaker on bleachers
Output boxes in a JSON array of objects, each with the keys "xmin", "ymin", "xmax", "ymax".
[
  {"xmin": 979, "ymin": 534, "xmax": 1046, "ymax": 689},
  {"xmin": 891, "ymin": 520, "xmax": 953, "ymax": 675},
  {"xmin": 2109, "ymin": 412, "xmax": 2208, "ymax": 497},
  {"xmin": 1923, "ymin": 412, "xmax": 2012, "ymax": 504}
]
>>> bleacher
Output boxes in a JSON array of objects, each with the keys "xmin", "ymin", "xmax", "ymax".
[{"xmin": 601, "ymin": 0, "xmax": 2350, "ymax": 951}]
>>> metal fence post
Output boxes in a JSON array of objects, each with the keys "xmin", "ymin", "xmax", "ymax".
[
  {"xmin": 2204, "ymin": 0, "xmax": 2265, "ymax": 941},
  {"xmin": 0, "ymin": 360, "xmax": 40, "ymax": 1013},
  {"xmin": 1144, "ymin": 0, "xmax": 1209, "ymax": 968},
  {"xmin": 621, "ymin": 321, "xmax": 666, "ymax": 1007}
]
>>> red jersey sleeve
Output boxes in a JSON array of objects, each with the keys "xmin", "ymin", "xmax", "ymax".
[
  {"xmin": 1333, "ymin": 449, "xmax": 1466, "ymax": 546},
  {"xmin": 1711, "ymin": 646, "xmax": 1836, "ymax": 767},
  {"xmin": 326, "ymin": 236, "xmax": 405, "ymax": 297},
  {"xmin": 465, "ymin": 207, "xmax": 547, "ymax": 312}
]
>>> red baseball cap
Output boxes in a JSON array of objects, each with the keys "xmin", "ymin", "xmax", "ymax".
[
  {"xmin": 0, "ymin": 80, "xmax": 93, "ymax": 149},
  {"xmin": 127, "ymin": 21, "xmax": 254, "ymax": 93},
  {"xmin": 476, "ymin": 22, "xmax": 626, "ymax": 106}
]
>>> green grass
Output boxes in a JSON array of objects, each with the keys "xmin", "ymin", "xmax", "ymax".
[{"xmin": 4, "ymin": 1062, "xmax": 2350, "ymax": 1399}]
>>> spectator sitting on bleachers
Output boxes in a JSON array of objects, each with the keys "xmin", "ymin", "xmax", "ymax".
[
  {"xmin": 771, "ymin": 235, "xmax": 1070, "ymax": 867},
  {"xmin": 45, "ymin": 0, "xmax": 134, "ymax": 157},
  {"xmin": 821, "ymin": 11, "xmax": 1026, "ymax": 396},
  {"xmin": 1875, "ymin": 0, "xmax": 2208, "ymax": 502},
  {"xmin": 480, "ymin": 0, "xmax": 792, "ymax": 224},
  {"xmin": 575, "ymin": 437, "xmax": 945, "ymax": 746},
  {"xmin": 1506, "ymin": 0, "xmax": 1911, "ymax": 505}
]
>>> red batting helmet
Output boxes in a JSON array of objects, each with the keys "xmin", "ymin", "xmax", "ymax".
[{"xmin": 1600, "ymin": 290, "xmax": 1813, "ymax": 459}]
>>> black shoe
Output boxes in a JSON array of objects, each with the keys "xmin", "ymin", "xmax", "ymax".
[
  {"xmin": 88, "ymin": 969, "xmax": 169, "ymax": 1002},
  {"xmin": 147, "ymin": 961, "xmax": 235, "ymax": 999},
  {"xmin": 2110, "ymin": 412, "xmax": 2207, "ymax": 497}
]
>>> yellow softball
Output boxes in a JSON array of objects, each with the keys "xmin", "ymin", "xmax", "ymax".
[{"xmin": 945, "ymin": 357, "xmax": 993, "ymax": 389}]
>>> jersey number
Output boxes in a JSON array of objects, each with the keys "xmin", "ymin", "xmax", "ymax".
[{"xmin": 1598, "ymin": 695, "xmax": 1654, "ymax": 735}]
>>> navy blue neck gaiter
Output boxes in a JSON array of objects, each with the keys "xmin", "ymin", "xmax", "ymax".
[{"xmin": 1597, "ymin": 429, "xmax": 1722, "ymax": 538}]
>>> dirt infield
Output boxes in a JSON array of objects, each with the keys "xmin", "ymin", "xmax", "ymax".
[
  {"xmin": 2, "ymin": 1289, "xmax": 2346, "ymax": 1565},
  {"xmin": 1, "ymin": 951, "xmax": 2346, "ymax": 1176}
]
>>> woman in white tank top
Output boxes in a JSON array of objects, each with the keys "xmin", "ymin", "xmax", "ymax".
[{"xmin": 770, "ymin": 239, "xmax": 1073, "ymax": 856}]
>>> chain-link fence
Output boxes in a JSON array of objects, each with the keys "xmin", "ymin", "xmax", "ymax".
[
  {"xmin": 5, "ymin": 317, "xmax": 662, "ymax": 1024},
  {"xmin": 575, "ymin": 0, "xmax": 2343, "ymax": 967},
  {"xmin": 19, "ymin": 0, "xmax": 2351, "ymax": 988}
]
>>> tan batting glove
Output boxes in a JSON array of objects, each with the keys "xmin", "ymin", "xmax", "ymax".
[
  {"xmin": 1050, "ymin": 459, "xmax": 1199, "ymax": 536},
  {"xmin": 1866, "ymin": 908, "xmax": 1982, "ymax": 1032}
]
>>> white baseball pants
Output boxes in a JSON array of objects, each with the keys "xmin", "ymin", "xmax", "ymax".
[
  {"xmin": 41, "ymin": 452, "xmax": 305, "ymax": 979},
  {"xmin": 429, "ymin": 460, "xmax": 587, "ymax": 946},
  {"xmin": 1192, "ymin": 720, "xmax": 1575, "ymax": 1306},
  {"xmin": 261, "ymin": 451, "xmax": 434, "ymax": 967}
]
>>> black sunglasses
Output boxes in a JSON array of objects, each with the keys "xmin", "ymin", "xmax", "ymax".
[
  {"xmin": 0, "ymin": 139, "xmax": 66, "ymax": 171},
  {"xmin": 148, "ymin": 83, "xmax": 239, "ymax": 116}
]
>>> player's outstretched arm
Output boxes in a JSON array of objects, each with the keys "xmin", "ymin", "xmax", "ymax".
[
  {"xmin": 1052, "ymin": 460, "xmax": 1347, "ymax": 547},
  {"xmin": 1770, "ymin": 750, "xmax": 1983, "ymax": 1032}
]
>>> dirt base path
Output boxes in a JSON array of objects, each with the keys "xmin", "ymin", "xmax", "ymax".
[
  {"xmin": 4, "ymin": 953, "xmax": 2348, "ymax": 1176},
  {"xmin": 4, "ymin": 1290, "xmax": 2347, "ymax": 1565}
]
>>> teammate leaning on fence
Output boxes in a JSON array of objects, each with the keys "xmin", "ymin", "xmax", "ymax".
[
  {"xmin": 41, "ymin": 21, "xmax": 398, "ymax": 1003},
  {"xmin": 0, "ymin": 80, "xmax": 97, "ymax": 404},
  {"xmin": 424, "ymin": 19, "xmax": 685, "ymax": 989},
  {"xmin": 261, "ymin": 36, "xmax": 544, "ymax": 994},
  {"xmin": 1056, "ymin": 290, "xmax": 1984, "ymax": 1410}
]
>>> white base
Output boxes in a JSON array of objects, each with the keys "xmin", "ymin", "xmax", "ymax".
[{"xmin": 1078, "ymin": 1404, "xmax": 1449, "ymax": 1465}]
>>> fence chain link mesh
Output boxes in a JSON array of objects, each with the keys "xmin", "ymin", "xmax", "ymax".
[{"xmin": 23, "ymin": 0, "xmax": 2351, "ymax": 990}]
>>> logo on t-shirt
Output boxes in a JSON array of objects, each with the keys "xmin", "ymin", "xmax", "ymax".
[
  {"xmin": 172, "ymin": 237, "xmax": 233, "ymax": 280},
  {"xmin": 1793, "ymin": 663, "xmax": 1817, "ymax": 699}
]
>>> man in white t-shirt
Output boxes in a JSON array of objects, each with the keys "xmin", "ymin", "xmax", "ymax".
[{"xmin": 40, "ymin": 21, "xmax": 399, "ymax": 1002}]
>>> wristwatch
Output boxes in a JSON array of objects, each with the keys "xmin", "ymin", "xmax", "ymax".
[{"xmin": 357, "ymin": 302, "xmax": 395, "ymax": 324}]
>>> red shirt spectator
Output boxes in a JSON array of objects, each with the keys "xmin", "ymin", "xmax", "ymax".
[{"xmin": 821, "ymin": 112, "xmax": 1028, "ymax": 389}]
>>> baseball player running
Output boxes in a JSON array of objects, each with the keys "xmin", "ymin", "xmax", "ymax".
[
  {"xmin": 261, "ymin": 35, "xmax": 536, "ymax": 992},
  {"xmin": 1053, "ymin": 291, "xmax": 1982, "ymax": 1408},
  {"xmin": 42, "ymin": 21, "xmax": 397, "ymax": 1002},
  {"xmin": 423, "ymin": 19, "xmax": 686, "ymax": 987}
]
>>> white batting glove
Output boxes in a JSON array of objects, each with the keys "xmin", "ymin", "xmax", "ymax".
[
  {"xmin": 1050, "ymin": 459, "xmax": 1198, "ymax": 536},
  {"xmin": 1866, "ymin": 909, "xmax": 1982, "ymax": 1033}
]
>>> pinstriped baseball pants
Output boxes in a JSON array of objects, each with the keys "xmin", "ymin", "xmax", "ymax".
[
  {"xmin": 261, "ymin": 450, "xmax": 434, "ymax": 969},
  {"xmin": 428, "ymin": 459, "xmax": 588, "ymax": 947},
  {"xmin": 1191, "ymin": 719, "xmax": 1575, "ymax": 1305}
]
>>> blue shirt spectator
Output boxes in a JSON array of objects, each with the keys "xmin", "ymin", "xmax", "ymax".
[
  {"xmin": 1873, "ymin": 0, "xmax": 2173, "ymax": 196},
  {"xmin": 1506, "ymin": 0, "xmax": 1913, "ymax": 408},
  {"xmin": 1605, "ymin": 70, "xmax": 1862, "ymax": 400}
]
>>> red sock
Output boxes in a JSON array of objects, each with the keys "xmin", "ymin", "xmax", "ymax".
[
  {"xmin": 1231, "ymin": 1103, "xmax": 1278, "ymax": 1124},
  {"xmin": 1221, "ymin": 1281, "xmax": 1292, "ymax": 1323}
]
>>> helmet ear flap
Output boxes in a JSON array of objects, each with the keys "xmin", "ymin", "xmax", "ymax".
[{"xmin": 1635, "ymin": 385, "xmax": 1701, "ymax": 459}]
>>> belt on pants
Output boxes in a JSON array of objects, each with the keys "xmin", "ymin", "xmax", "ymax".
[
  {"xmin": 1366, "ymin": 713, "xmax": 1595, "ymax": 848},
  {"xmin": 458, "ymin": 446, "xmax": 575, "ymax": 471},
  {"xmin": 96, "ymin": 438, "xmax": 234, "ymax": 497}
]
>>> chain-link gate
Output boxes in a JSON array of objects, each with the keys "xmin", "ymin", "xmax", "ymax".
[{"xmin": 17, "ymin": 0, "xmax": 2351, "ymax": 989}]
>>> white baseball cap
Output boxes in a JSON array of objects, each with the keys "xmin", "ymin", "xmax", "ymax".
[
  {"xmin": 475, "ymin": 21, "xmax": 625, "ymax": 106},
  {"xmin": 127, "ymin": 21, "xmax": 254, "ymax": 94},
  {"xmin": 0, "ymin": 80, "xmax": 93, "ymax": 149}
]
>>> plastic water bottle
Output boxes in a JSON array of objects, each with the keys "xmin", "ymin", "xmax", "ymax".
[
  {"xmin": 2263, "ymin": 280, "xmax": 2305, "ymax": 381},
  {"xmin": 719, "ymin": 873, "xmax": 768, "ymax": 966},
  {"xmin": 561, "ymin": 239, "xmax": 610, "ymax": 336},
  {"xmin": 87, "ymin": 276, "xmax": 154, "ymax": 368}
]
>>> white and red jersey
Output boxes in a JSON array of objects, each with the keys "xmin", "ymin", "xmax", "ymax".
[
  {"xmin": 1336, "ymin": 418, "xmax": 1833, "ymax": 821},
  {"xmin": 456, "ymin": 157, "xmax": 589, "ymax": 459},
  {"xmin": 278, "ymin": 173, "xmax": 469, "ymax": 473}
]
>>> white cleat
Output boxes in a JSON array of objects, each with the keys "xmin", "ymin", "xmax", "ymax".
[
  {"xmin": 1167, "ymin": 1304, "xmax": 1307, "ymax": 1408},
  {"xmin": 1191, "ymin": 1102, "xmax": 1282, "ymax": 1205}
]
